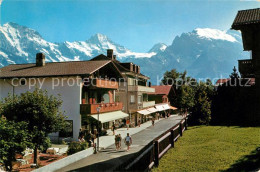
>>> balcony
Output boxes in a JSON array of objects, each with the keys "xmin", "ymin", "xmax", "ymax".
[
  {"xmin": 238, "ymin": 59, "xmax": 255, "ymax": 78},
  {"xmin": 80, "ymin": 102, "xmax": 123, "ymax": 114},
  {"xmin": 128, "ymin": 85, "xmax": 155, "ymax": 93},
  {"xmin": 143, "ymin": 101, "xmax": 156, "ymax": 108},
  {"xmin": 85, "ymin": 78, "xmax": 118, "ymax": 89}
]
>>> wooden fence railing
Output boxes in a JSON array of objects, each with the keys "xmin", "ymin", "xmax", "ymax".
[{"xmin": 122, "ymin": 117, "xmax": 188, "ymax": 171}]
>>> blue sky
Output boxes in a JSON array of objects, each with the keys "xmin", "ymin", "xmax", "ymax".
[{"xmin": 1, "ymin": 0, "xmax": 260, "ymax": 52}]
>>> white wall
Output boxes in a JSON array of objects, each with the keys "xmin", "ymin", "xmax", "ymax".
[{"xmin": 0, "ymin": 77, "xmax": 82, "ymax": 141}]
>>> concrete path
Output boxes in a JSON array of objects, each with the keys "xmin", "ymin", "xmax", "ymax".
[
  {"xmin": 56, "ymin": 115, "xmax": 184, "ymax": 172},
  {"xmin": 97, "ymin": 117, "xmax": 164, "ymax": 149}
]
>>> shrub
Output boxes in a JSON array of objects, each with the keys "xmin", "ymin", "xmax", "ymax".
[
  {"xmin": 67, "ymin": 141, "xmax": 88, "ymax": 155},
  {"xmin": 100, "ymin": 129, "xmax": 107, "ymax": 136}
]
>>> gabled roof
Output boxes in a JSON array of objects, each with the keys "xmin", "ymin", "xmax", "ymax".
[
  {"xmin": 216, "ymin": 78, "xmax": 255, "ymax": 86},
  {"xmin": 148, "ymin": 85, "xmax": 172, "ymax": 95},
  {"xmin": 0, "ymin": 60, "xmax": 111, "ymax": 78},
  {"xmin": 232, "ymin": 8, "xmax": 260, "ymax": 29},
  {"xmin": 216, "ymin": 79, "xmax": 231, "ymax": 85},
  {"xmin": 90, "ymin": 54, "xmax": 149, "ymax": 79}
]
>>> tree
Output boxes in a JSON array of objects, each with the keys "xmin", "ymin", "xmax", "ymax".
[
  {"xmin": 161, "ymin": 69, "xmax": 181, "ymax": 86},
  {"xmin": 0, "ymin": 89, "xmax": 67, "ymax": 165},
  {"xmin": 190, "ymin": 82, "xmax": 212, "ymax": 125},
  {"xmin": 161, "ymin": 69, "xmax": 214, "ymax": 124},
  {"xmin": 0, "ymin": 118, "xmax": 31, "ymax": 171},
  {"xmin": 176, "ymin": 85, "xmax": 195, "ymax": 114},
  {"xmin": 161, "ymin": 69, "xmax": 195, "ymax": 114},
  {"xmin": 230, "ymin": 66, "xmax": 240, "ymax": 79}
]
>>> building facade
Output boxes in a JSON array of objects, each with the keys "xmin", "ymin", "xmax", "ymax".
[
  {"xmin": 231, "ymin": 8, "xmax": 260, "ymax": 124},
  {"xmin": 90, "ymin": 49, "xmax": 155, "ymax": 126},
  {"xmin": 0, "ymin": 53, "xmax": 127, "ymax": 141}
]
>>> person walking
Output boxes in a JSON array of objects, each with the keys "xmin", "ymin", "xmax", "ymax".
[
  {"xmin": 126, "ymin": 119, "xmax": 130, "ymax": 130},
  {"xmin": 152, "ymin": 118, "xmax": 155, "ymax": 126},
  {"xmin": 125, "ymin": 133, "xmax": 132, "ymax": 151},
  {"xmin": 138, "ymin": 117, "xmax": 141, "ymax": 127},
  {"xmin": 112, "ymin": 122, "xmax": 116, "ymax": 135},
  {"xmin": 118, "ymin": 134, "xmax": 122, "ymax": 149},
  {"xmin": 115, "ymin": 135, "xmax": 119, "ymax": 150}
]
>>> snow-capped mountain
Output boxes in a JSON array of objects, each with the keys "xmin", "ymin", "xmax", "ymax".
[
  {"xmin": 0, "ymin": 22, "xmax": 157, "ymax": 67},
  {"xmin": 148, "ymin": 43, "xmax": 167, "ymax": 53},
  {"xmin": 0, "ymin": 23, "xmax": 249, "ymax": 84},
  {"xmin": 129, "ymin": 28, "xmax": 248, "ymax": 83}
]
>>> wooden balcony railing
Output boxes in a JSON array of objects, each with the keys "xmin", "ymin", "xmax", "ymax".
[
  {"xmin": 143, "ymin": 101, "xmax": 156, "ymax": 108},
  {"xmin": 238, "ymin": 59, "xmax": 255, "ymax": 78},
  {"xmin": 88, "ymin": 78, "xmax": 119, "ymax": 89},
  {"xmin": 80, "ymin": 102, "xmax": 123, "ymax": 114},
  {"xmin": 128, "ymin": 85, "xmax": 155, "ymax": 93}
]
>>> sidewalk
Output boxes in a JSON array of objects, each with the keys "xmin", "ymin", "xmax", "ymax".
[
  {"xmin": 56, "ymin": 115, "xmax": 183, "ymax": 172},
  {"xmin": 35, "ymin": 115, "xmax": 180, "ymax": 172},
  {"xmin": 97, "ymin": 117, "xmax": 164, "ymax": 149}
]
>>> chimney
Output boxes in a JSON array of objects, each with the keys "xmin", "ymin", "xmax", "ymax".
[
  {"xmin": 137, "ymin": 66, "xmax": 140, "ymax": 74},
  {"xmin": 134, "ymin": 65, "xmax": 137, "ymax": 73},
  {"xmin": 113, "ymin": 55, "xmax": 116, "ymax": 60},
  {"xmin": 36, "ymin": 53, "xmax": 45, "ymax": 67},
  {"xmin": 107, "ymin": 49, "xmax": 113, "ymax": 59},
  {"xmin": 130, "ymin": 63, "xmax": 133, "ymax": 71}
]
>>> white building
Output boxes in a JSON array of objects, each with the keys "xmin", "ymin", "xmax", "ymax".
[{"xmin": 0, "ymin": 53, "xmax": 127, "ymax": 141}]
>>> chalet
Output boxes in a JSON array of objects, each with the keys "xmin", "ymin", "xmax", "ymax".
[
  {"xmin": 231, "ymin": 8, "xmax": 260, "ymax": 124},
  {"xmin": 148, "ymin": 85, "xmax": 175, "ymax": 105},
  {"xmin": 90, "ymin": 50, "xmax": 181, "ymax": 125},
  {"xmin": 90, "ymin": 49, "xmax": 156, "ymax": 126},
  {"xmin": 0, "ymin": 53, "xmax": 128, "ymax": 141}
]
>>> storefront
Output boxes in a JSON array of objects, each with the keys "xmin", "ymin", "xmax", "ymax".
[{"xmin": 91, "ymin": 110, "xmax": 129, "ymax": 129}]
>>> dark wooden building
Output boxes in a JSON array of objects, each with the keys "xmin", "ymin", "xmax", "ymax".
[{"xmin": 232, "ymin": 8, "xmax": 260, "ymax": 124}]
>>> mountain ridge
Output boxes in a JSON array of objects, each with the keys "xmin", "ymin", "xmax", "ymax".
[{"xmin": 0, "ymin": 22, "xmax": 249, "ymax": 84}]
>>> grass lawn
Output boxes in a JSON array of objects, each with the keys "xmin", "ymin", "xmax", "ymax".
[{"xmin": 153, "ymin": 126, "xmax": 260, "ymax": 172}]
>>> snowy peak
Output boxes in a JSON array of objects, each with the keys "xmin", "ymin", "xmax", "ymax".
[
  {"xmin": 87, "ymin": 33, "xmax": 111, "ymax": 44},
  {"xmin": 148, "ymin": 43, "xmax": 167, "ymax": 53},
  {"xmin": 3, "ymin": 22, "xmax": 42, "ymax": 38},
  {"xmin": 194, "ymin": 28, "xmax": 237, "ymax": 42}
]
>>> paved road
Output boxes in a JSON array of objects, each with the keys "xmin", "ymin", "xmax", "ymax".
[{"xmin": 56, "ymin": 115, "xmax": 184, "ymax": 172}]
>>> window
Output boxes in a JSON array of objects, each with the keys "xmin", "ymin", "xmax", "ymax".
[
  {"xmin": 128, "ymin": 78, "xmax": 136, "ymax": 86},
  {"xmin": 130, "ymin": 95, "xmax": 135, "ymax": 103},
  {"xmin": 20, "ymin": 79, "xmax": 26, "ymax": 85},
  {"xmin": 59, "ymin": 120, "xmax": 73, "ymax": 137},
  {"xmin": 138, "ymin": 95, "xmax": 142, "ymax": 104},
  {"xmin": 115, "ymin": 95, "xmax": 120, "ymax": 102}
]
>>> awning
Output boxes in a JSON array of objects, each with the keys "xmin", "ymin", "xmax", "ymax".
[
  {"xmin": 155, "ymin": 105, "xmax": 164, "ymax": 111},
  {"xmin": 91, "ymin": 111, "xmax": 129, "ymax": 123},
  {"xmin": 162, "ymin": 104, "xmax": 170, "ymax": 110},
  {"xmin": 137, "ymin": 109, "xmax": 151, "ymax": 115},
  {"xmin": 147, "ymin": 107, "xmax": 158, "ymax": 113},
  {"xmin": 170, "ymin": 106, "xmax": 178, "ymax": 110}
]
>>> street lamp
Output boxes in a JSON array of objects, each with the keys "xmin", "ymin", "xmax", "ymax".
[{"xmin": 96, "ymin": 106, "xmax": 101, "ymax": 152}]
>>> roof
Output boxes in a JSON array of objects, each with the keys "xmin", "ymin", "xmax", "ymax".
[
  {"xmin": 216, "ymin": 78, "xmax": 255, "ymax": 86},
  {"xmin": 90, "ymin": 54, "xmax": 149, "ymax": 80},
  {"xmin": 148, "ymin": 85, "xmax": 172, "ymax": 95},
  {"xmin": 248, "ymin": 78, "xmax": 255, "ymax": 85},
  {"xmin": 0, "ymin": 60, "xmax": 111, "ymax": 78},
  {"xmin": 216, "ymin": 79, "xmax": 231, "ymax": 85},
  {"xmin": 232, "ymin": 8, "xmax": 260, "ymax": 29}
]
